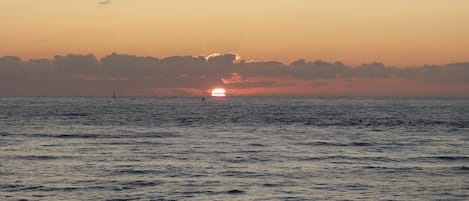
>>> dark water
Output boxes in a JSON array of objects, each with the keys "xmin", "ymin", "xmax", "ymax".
[{"xmin": 0, "ymin": 97, "xmax": 468, "ymax": 200}]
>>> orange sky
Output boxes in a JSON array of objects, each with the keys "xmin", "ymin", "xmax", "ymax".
[{"xmin": 1, "ymin": 0, "xmax": 469, "ymax": 66}]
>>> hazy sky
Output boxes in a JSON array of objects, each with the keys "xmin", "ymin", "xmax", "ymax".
[{"xmin": 1, "ymin": 0, "xmax": 469, "ymax": 66}]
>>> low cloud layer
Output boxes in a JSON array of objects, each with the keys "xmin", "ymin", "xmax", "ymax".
[{"xmin": 1, "ymin": 53, "xmax": 468, "ymax": 96}]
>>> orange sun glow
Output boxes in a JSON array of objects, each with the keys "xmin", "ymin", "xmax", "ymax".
[{"xmin": 211, "ymin": 88, "xmax": 226, "ymax": 97}]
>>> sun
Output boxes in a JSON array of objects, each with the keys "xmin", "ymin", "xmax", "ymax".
[{"xmin": 211, "ymin": 88, "xmax": 226, "ymax": 97}]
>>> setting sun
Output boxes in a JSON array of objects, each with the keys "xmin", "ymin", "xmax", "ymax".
[{"xmin": 211, "ymin": 88, "xmax": 226, "ymax": 97}]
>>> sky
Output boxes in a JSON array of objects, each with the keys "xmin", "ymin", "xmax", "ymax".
[{"xmin": 1, "ymin": 0, "xmax": 469, "ymax": 96}]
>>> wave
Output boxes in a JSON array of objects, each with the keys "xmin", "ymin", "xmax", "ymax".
[
  {"xmin": 28, "ymin": 132, "xmax": 180, "ymax": 139},
  {"xmin": 111, "ymin": 169, "xmax": 165, "ymax": 175},
  {"xmin": 62, "ymin": 112, "xmax": 90, "ymax": 117},
  {"xmin": 299, "ymin": 155, "xmax": 401, "ymax": 163},
  {"xmin": 225, "ymin": 189, "xmax": 245, "ymax": 194},
  {"xmin": 296, "ymin": 141, "xmax": 373, "ymax": 147},
  {"xmin": 13, "ymin": 155, "xmax": 76, "ymax": 160},
  {"xmin": 362, "ymin": 165, "xmax": 424, "ymax": 172},
  {"xmin": 453, "ymin": 166, "xmax": 469, "ymax": 171},
  {"xmin": 410, "ymin": 156, "xmax": 469, "ymax": 162}
]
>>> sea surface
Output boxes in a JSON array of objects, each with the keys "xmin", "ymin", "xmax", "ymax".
[{"xmin": 0, "ymin": 97, "xmax": 468, "ymax": 200}]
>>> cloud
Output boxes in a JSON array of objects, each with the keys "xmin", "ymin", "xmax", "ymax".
[
  {"xmin": 0, "ymin": 53, "xmax": 468, "ymax": 96},
  {"xmin": 310, "ymin": 82, "xmax": 329, "ymax": 87},
  {"xmin": 98, "ymin": 0, "xmax": 112, "ymax": 6},
  {"xmin": 54, "ymin": 54, "xmax": 100, "ymax": 75},
  {"xmin": 226, "ymin": 81, "xmax": 286, "ymax": 89}
]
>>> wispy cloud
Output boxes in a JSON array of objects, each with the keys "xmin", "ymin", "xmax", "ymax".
[{"xmin": 98, "ymin": 0, "xmax": 112, "ymax": 6}]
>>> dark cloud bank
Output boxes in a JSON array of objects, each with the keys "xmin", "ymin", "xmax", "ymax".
[{"xmin": 1, "ymin": 53, "xmax": 468, "ymax": 96}]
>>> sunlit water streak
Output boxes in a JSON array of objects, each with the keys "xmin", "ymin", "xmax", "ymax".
[{"xmin": 0, "ymin": 97, "xmax": 468, "ymax": 200}]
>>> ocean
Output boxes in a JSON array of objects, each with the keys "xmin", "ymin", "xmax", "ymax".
[{"xmin": 0, "ymin": 97, "xmax": 468, "ymax": 200}]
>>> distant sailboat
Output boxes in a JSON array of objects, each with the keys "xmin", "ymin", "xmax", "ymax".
[{"xmin": 113, "ymin": 91, "xmax": 116, "ymax": 99}]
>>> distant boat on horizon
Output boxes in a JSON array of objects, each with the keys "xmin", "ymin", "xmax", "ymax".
[{"xmin": 113, "ymin": 91, "xmax": 116, "ymax": 99}]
